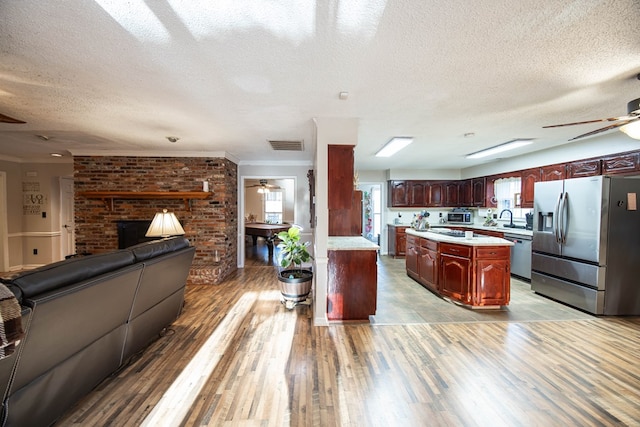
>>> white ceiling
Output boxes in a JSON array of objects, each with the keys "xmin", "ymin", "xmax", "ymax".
[{"xmin": 1, "ymin": 0, "xmax": 639, "ymax": 170}]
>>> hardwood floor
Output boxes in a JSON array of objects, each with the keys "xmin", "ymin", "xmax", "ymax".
[{"xmin": 56, "ymin": 242, "xmax": 640, "ymax": 426}]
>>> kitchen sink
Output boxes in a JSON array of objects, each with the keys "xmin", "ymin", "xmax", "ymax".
[{"xmin": 503, "ymin": 224, "xmax": 527, "ymax": 229}]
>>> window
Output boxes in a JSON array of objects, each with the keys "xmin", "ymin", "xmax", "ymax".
[
  {"xmin": 264, "ymin": 190, "xmax": 283, "ymax": 223},
  {"xmin": 494, "ymin": 177, "xmax": 526, "ymax": 219}
]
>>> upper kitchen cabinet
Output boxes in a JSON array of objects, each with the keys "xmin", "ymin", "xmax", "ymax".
[
  {"xmin": 567, "ymin": 158, "xmax": 601, "ymax": 178},
  {"xmin": 428, "ymin": 181, "xmax": 444, "ymax": 207},
  {"xmin": 387, "ymin": 180, "xmax": 444, "ymax": 207},
  {"xmin": 602, "ymin": 152, "xmax": 640, "ymax": 176},
  {"xmin": 409, "ymin": 181, "xmax": 428, "ymax": 206},
  {"xmin": 541, "ymin": 164, "xmax": 566, "ymax": 181},
  {"xmin": 459, "ymin": 179, "xmax": 472, "ymax": 207},
  {"xmin": 328, "ymin": 145, "xmax": 354, "ymax": 209},
  {"xmin": 520, "ymin": 168, "xmax": 540, "ymax": 208},
  {"xmin": 472, "ymin": 177, "xmax": 486, "ymax": 207},
  {"xmin": 444, "ymin": 181, "xmax": 459, "ymax": 207},
  {"xmin": 388, "ymin": 180, "xmax": 409, "ymax": 207}
]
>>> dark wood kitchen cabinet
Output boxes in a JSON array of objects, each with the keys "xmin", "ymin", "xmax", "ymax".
[
  {"xmin": 388, "ymin": 180, "xmax": 409, "ymax": 207},
  {"xmin": 328, "ymin": 145, "xmax": 354, "ymax": 209},
  {"xmin": 520, "ymin": 168, "xmax": 540, "ymax": 208},
  {"xmin": 428, "ymin": 181, "xmax": 444, "ymax": 207},
  {"xmin": 388, "ymin": 225, "xmax": 409, "ymax": 258},
  {"xmin": 438, "ymin": 242, "xmax": 510, "ymax": 307},
  {"xmin": 474, "ymin": 246, "xmax": 511, "ymax": 306},
  {"xmin": 405, "ymin": 234, "xmax": 419, "ymax": 279},
  {"xmin": 472, "ymin": 177, "xmax": 485, "ymax": 207},
  {"xmin": 459, "ymin": 179, "xmax": 472, "ymax": 206},
  {"xmin": 567, "ymin": 159, "xmax": 601, "ymax": 178},
  {"xmin": 444, "ymin": 181, "xmax": 459, "ymax": 207},
  {"xmin": 602, "ymin": 152, "xmax": 640, "ymax": 176},
  {"xmin": 418, "ymin": 238, "xmax": 439, "ymax": 292},
  {"xmin": 409, "ymin": 181, "xmax": 428, "ymax": 206},
  {"xmin": 439, "ymin": 243, "xmax": 472, "ymax": 304},
  {"xmin": 541, "ymin": 164, "xmax": 566, "ymax": 181},
  {"xmin": 327, "ymin": 249, "xmax": 377, "ymax": 321}
]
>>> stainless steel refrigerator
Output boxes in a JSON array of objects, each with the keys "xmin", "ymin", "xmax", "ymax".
[{"xmin": 531, "ymin": 175, "xmax": 640, "ymax": 315}]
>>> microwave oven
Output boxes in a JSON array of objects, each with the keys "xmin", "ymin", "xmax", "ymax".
[{"xmin": 447, "ymin": 212, "xmax": 472, "ymax": 224}]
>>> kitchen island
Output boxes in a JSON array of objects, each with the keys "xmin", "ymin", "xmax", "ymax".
[
  {"xmin": 327, "ymin": 236, "xmax": 380, "ymax": 322},
  {"xmin": 406, "ymin": 228, "xmax": 513, "ymax": 308}
]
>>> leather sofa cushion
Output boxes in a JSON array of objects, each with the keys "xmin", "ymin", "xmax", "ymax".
[
  {"xmin": 128, "ymin": 237, "xmax": 190, "ymax": 262},
  {"xmin": 9, "ymin": 251, "xmax": 135, "ymax": 299}
]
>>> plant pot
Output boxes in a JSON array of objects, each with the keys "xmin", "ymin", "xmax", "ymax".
[{"xmin": 277, "ymin": 269, "xmax": 313, "ymax": 305}]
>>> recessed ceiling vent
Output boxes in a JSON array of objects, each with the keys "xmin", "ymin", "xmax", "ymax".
[{"xmin": 268, "ymin": 140, "xmax": 304, "ymax": 151}]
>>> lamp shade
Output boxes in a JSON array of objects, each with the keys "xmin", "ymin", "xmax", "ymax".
[{"xmin": 145, "ymin": 209, "xmax": 185, "ymax": 237}]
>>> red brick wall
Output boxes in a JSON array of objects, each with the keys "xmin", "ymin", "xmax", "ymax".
[{"xmin": 73, "ymin": 156, "xmax": 237, "ymax": 284}]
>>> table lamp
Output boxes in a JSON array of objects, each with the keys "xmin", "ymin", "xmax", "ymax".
[{"xmin": 145, "ymin": 209, "xmax": 185, "ymax": 237}]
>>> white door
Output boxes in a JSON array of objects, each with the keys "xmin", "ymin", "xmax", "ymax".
[{"xmin": 60, "ymin": 177, "xmax": 76, "ymax": 258}]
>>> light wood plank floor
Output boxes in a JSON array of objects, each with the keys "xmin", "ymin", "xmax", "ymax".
[{"xmin": 57, "ymin": 242, "xmax": 640, "ymax": 426}]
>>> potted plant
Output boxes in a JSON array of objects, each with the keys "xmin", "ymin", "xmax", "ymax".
[{"xmin": 276, "ymin": 226, "xmax": 313, "ymax": 309}]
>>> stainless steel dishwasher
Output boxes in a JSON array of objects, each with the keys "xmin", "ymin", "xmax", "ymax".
[{"xmin": 504, "ymin": 233, "xmax": 532, "ymax": 280}]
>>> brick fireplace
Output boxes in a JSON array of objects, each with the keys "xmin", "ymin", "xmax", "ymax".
[{"xmin": 73, "ymin": 156, "xmax": 238, "ymax": 284}]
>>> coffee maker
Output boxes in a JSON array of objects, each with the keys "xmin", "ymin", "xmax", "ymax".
[{"xmin": 525, "ymin": 212, "xmax": 533, "ymax": 230}]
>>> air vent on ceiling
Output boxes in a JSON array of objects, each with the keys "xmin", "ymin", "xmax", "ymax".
[{"xmin": 268, "ymin": 140, "xmax": 304, "ymax": 151}]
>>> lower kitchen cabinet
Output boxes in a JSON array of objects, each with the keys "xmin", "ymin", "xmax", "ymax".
[
  {"xmin": 474, "ymin": 247, "xmax": 511, "ymax": 306},
  {"xmin": 439, "ymin": 243, "xmax": 472, "ymax": 304},
  {"xmin": 327, "ymin": 249, "xmax": 378, "ymax": 321},
  {"xmin": 405, "ymin": 233, "xmax": 511, "ymax": 308},
  {"xmin": 388, "ymin": 225, "xmax": 409, "ymax": 258},
  {"xmin": 405, "ymin": 234, "xmax": 419, "ymax": 279},
  {"xmin": 418, "ymin": 239, "xmax": 438, "ymax": 292}
]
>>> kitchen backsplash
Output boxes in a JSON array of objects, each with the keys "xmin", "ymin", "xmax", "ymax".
[{"xmin": 389, "ymin": 207, "xmax": 533, "ymax": 226}]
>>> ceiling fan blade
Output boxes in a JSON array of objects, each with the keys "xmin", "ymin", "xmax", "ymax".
[
  {"xmin": 0, "ymin": 113, "xmax": 26, "ymax": 124},
  {"xmin": 543, "ymin": 116, "xmax": 631, "ymax": 128},
  {"xmin": 567, "ymin": 119, "xmax": 635, "ymax": 141}
]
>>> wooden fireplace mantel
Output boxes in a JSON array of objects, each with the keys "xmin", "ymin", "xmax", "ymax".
[{"xmin": 78, "ymin": 191, "xmax": 210, "ymax": 211}]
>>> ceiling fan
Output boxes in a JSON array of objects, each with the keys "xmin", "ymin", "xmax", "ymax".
[
  {"xmin": 246, "ymin": 179, "xmax": 281, "ymax": 193},
  {"xmin": 0, "ymin": 112, "xmax": 26, "ymax": 124},
  {"xmin": 543, "ymin": 97, "xmax": 640, "ymax": 141}
]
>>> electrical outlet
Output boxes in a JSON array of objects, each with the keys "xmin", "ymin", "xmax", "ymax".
[{"xmin": 33, "ymin": 249, "xmax": 38, "ymax": 255}]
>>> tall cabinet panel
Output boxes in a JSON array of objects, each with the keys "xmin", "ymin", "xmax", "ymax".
[
  {"xmin": 328, "ymin": 145, "xmax": 358, "ymax": 235},
  {"xmin": 328, "ymin": 145, "xmax": 354, "ymax": 209}
]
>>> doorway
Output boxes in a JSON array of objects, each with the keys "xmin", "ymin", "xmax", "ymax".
[
  {"xmin": 239, "ymin": 176, "xmax": 296, "ymax": 268},
  {"xmin": 59, "ymin": 177, "xmax": 76, "ymax": 258},
  {"xmin": 357, "ymin": 182, "xmax": 382, "ymax": 245}
]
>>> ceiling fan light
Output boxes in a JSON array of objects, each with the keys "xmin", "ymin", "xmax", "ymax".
[{"xmin": 620, "ymin": 121, "xmax": 640, "ymax": 140}]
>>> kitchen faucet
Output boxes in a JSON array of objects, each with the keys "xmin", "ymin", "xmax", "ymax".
[{"xmin": 499, "ymin": 209, "xmax": 514, "ymax": 227}]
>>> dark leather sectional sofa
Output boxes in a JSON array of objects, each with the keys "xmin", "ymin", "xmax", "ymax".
[{"xmin": 0, "ymin": 236, "xmax": 195, "ymax": 427}]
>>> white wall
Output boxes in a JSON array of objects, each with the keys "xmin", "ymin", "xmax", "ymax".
[{"xmin": 0, "ymin": 159, "xmax": 73, "ymax": 270}]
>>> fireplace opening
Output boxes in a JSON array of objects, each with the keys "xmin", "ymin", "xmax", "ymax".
[{"xmin": 117, "ymin": 220, "xmax": 154, "ymax": 249}]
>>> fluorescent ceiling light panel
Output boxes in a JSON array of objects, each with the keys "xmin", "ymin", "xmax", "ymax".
[
  {"xmin": 466, "ymin": 139, "xmax": 534, "ymax": 159},
  {"xmin": 375, "ymin": 137, "xmax": 413, "ymax": 157}
]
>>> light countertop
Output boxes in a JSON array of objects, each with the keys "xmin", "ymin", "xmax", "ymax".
[
  {"xmin": 328, "ymin": 236, "xmax": 381, "ymax": 251},
  {"xmin": 406, "ymin": 228, "xmax": 514, "ymax": 247}
]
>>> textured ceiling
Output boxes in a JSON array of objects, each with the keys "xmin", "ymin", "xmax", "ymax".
[{"xmin": 1, "ymin": 0, "xmax": 639, "ymax": 170}]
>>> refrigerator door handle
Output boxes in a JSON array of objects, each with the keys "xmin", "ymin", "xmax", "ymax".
[
  {"xmin": 560, "ymin": 192, "xmax": 568, "ymax": 244},
  {"xmin": 554, "ymin": 192, "xmax": 563, "ymax": 243}
]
